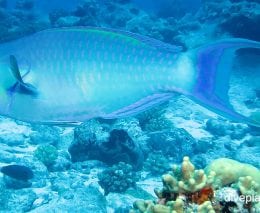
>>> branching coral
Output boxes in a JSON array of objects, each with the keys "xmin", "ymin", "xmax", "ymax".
[
  {"xmin": 162, "ymin": 157, "xmax": 215, "ymax": 193},
  {"xmin": 131, "ymin": 198, "xmax": 184, "ymax": 213},
  {"xmin": 197, "ymin": 201, "xmax": 215, "ymax": 213},
  {"xmin": 131, "ymin": 157, "xmax": 216, "ymax": 213}
]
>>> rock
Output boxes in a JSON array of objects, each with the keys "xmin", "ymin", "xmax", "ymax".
[
  {"xmin": 50, "ymin": 170, "xmax": 86, "ymax": 195},
  {"xmin": 230, "ymin": 124, "xmax": 249, "ymax": 140},
  {"xmin": 3, "ymin": 175, "xmax": 32, "ymax": 189},
  {"xmin": 31, "ymin": 186, "xmax": 106, "ymax": 213},
  {"xmin": 205, "ymin": 118, "xmax": 248, "ymax": 139},
  {"xmin": 29, "ymin": 125, "xmax": 61, "ymax": 146},
  {"xmin": 220, "ymin": 14, "xmax": 260, "ymax": 41},
  {"xmin": 112, "ymin": 118, "xmax": 147, "ymax": 143},
  {"xmin": 148, "ymin": 127, "xmax": 196, "ymax": 162},
  {"xmin": 106, "ymin": 192, "xmax": 140, "ymax": 213},
  {"xmin": 58, "ymin": 128, "xmax": 74, "ymax": 150},
  {"xmin": 195, "ymin": 138, "xmax": 214, "ymax": 153},
  {"xmin": 49, "ymin": 9, "xmax": 69, "ymax": 25},
  {"xmin": 15, "ymin": 0, "xmax": 34, "ymax": 10},
  {"xmin": 71, "ymin": 160, "xmax": 105, "ymax": 174},
  {"xmin": 14, "ymin": 156, "xmax": 49, "ymax": 188},
  {"xmin": 0, "ymin": 149, "xmax": 16, "ymax": 163},
  {"xmin": 56, "ymin": 16, "xmax": 80, "ymax": 27},
  {"xmin": 99, "ymin": 129, "xmax": 144, "ymax": 169},
  {"xmin": 49, "ymin": 151, "xmax": 71, "ymax": 172},
  {"xmin": 32, "ymin": 191, "xmax": 51, "ymax": 209},
  {"xmin": 205, "ymin": 118, "xmax": 232, "ymax": 136},
  {"xmin": 73, "ymin": 119, "xmax": 110, "ymax": 146},
  {"xmin": 0, "ymin": 119, "xmax": 31, "ymax": 146},
  {"xmin": 192, "ymin": 136, "xmax": 235, "ymax": 168},
  {"xmin": 234, "ymin": 146, "xmax": 260, "ymax": 168},
  {"xmin": 69, "ymin": 120, "xmax": 144, "ymax": 169},
  {"xmin": 0, "ymin": 188, "xmax": 37, "ymax": 212},
  {"xmin": 244, "ymin": 136, "xmax": 260, "ymax": 147}
]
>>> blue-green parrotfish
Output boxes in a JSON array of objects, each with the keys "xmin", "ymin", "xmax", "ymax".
[{"xmin": 0, "ymin": 27, "xmax": 259, "ymax": 126}]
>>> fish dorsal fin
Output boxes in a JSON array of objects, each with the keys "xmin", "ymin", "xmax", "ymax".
[
  {"xmin": 103, "ymin": 28, "xmax": 183, "ymax": 53},
  {"xmin": 45, "ymin": 27, "xmax": 183, "ymax": 53},
  {"xmin": 9, "ymin": 55, "xmax": 38, "ymax": 96}
]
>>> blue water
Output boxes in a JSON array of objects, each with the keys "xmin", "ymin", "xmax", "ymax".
[
  {"xmin": 5, "ymin": 0, "xmax": 83, "ymax": 12},
  {"xmin": 133, "ymin": 0, "xmax": 201, "ymax": 17},
  {"xmin": 0, "ymin": 0, "xmax": 259, "ymax": 212}
]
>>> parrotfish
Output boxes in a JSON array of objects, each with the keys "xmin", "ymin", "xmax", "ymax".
[{"xmin": 0, "ymin": 27, "xmax": 259, "ymax": 126}]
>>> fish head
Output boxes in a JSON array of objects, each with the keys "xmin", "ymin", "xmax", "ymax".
[{"xmin": 0, "ymin": 58, "xmax": 17, "ymax": 115}]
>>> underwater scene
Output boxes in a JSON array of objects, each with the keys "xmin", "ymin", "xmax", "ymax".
[{"xmin": 0, "ymin": 0, "xmax": 260, "ymax": 212}]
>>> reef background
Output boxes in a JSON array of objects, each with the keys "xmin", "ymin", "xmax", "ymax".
[{"xmin": 0, "ymin": 0, "xmax": 259, "ymax": 212}]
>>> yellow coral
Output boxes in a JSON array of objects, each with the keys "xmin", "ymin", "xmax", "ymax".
[
  {"xmin": 237, "ymin": 176, "xmax": 260, "ymax": 196},
  {"xmin": 205, "ymin": 158, "xmax": 260, "ymax": 188},
  {"xmin": 133, "ymin": 200, "xmax": 154, "ymax": 212},
  {"xmin": 167, "ymin": 198, "xmax": 184, "ymax": 213},
  {"xmin": 132, "ymin": 198, "xmax": 185, "ymax": 213},
  {"xmin": 163, "ymin": 157, "xmax": 214, "ymax": 193},
  {"xmin": 198, "ymin": 201, "xmax": 215, "ymax": 213}
]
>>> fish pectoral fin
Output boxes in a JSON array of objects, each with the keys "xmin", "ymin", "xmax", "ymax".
[
  {"xmin": 19, "ymin": 82, "xmax": 38, "ymax": 96},
  {"xmin": 9, "ymin": 55, "xmax": 38, "ymax": 96},
  {"xmin": 9, "ymin": 55, "xmax": 23, "ymax": 82}
]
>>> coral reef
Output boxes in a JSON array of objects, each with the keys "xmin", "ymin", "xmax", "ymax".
[
  {"xmin": 69, "ymin": 119, "xmax": 144, "ymax": 169},
  {"xmin": 98, "ymin": 162, "xmax": 139, "ymax": 195},
  {"xmin": 148, "ymin": 127, "xmax": 197, "ymax": 162},
  {"xmin": 34, "ymin": 144, "xmax": 58, "ymax": 168},
  {"xmin": 0, "ymin": 0, "xmax": 47, "ymax": 43},
  {"xmin": 161, "ymin": 157, "xmax": 215, "ymax": 194},
  {"xmin": 143, "ymin": 152, "xmax": 171, "ymax": 176},
  {"xmin": 131, "ymin": 157, "xmax": 260, "ymax": 212}
]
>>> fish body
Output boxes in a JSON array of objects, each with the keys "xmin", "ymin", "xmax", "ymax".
[{"xmin": 0, "ymin": 27, "xmax": 259, "ymax": 126}]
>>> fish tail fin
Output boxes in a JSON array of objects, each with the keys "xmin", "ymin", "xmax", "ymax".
[{"xmin": 192, "ymin": 38, "xmax": 260, "ymax": 127}]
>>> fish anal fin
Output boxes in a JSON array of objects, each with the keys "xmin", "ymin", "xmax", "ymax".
[
  {"xmin": 39, "ymin": 121, "xmax": 82, "ymax": 127},
  {"xmin": 103, "ymin": 93, "xmax": 174, "ymax": 119}
]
